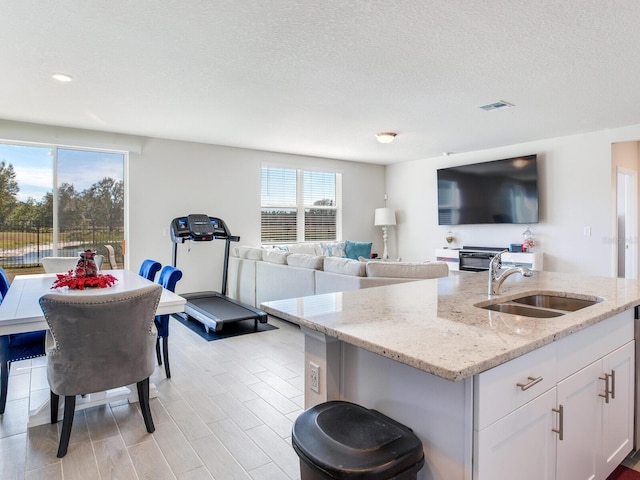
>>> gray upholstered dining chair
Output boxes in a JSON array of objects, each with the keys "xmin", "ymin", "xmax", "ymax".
[{"xmin": 39, "ymin": 284, "xmax": 162, "ymax": 458}]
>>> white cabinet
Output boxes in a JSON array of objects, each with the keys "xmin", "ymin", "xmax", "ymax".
[
  {"xmin": 501, "ymin": 251, "xmax": 543, "ymax": 271},
  {"xmin": 556, "ymin": 341, "xmax": 634, "ymax": 480},
  {"xmin": 599, "ymin": 342, "xmax": 634, "ymax": 478},
  {"xmin": 555, "ymin": 360, "xmax": 601, "ymax": 480},
  {"xmin": 435, "ymin": 248, "xmax": 460, "ymax": 271},
  {"xmin": 474, "ymin": 310, "xmax": 634, "ymax": 480},
  {"xmin": 475, "ymin": 388, "xmax": 557, "ymax": 480}
]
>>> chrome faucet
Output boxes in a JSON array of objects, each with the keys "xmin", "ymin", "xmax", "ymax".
[{"xmin": 488, "ymin": 249, "xmax": 533, "ymax": 295}]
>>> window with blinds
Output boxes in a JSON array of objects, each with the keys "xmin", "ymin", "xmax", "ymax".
[{"xmin": 261, "ymin": 166, "xmax": 341, "ymax": 244}]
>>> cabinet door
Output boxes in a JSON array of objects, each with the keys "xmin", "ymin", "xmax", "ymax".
[
  {"xmin": 556, "ymin": 360, "xmax": 602, "ymax": 480},
  {"xmin": 599, "ymin": 341, "xmax": 635, "ymax": 479},
  {"xmin": 474, "ymin": 388, "xmax": 557, "ymax": 480}
]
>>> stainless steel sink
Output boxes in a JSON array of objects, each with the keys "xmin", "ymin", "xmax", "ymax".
[
  {"xmin": 476, "ymin": 292, "xmax": 603, "ymax": 318},
  {"xmin": 483, "ymin": 303, "xmax": 565, "ymax": 318},
  {"xmin": 512, "ymin": 294, "xmax": 600, "ymax": 311}
]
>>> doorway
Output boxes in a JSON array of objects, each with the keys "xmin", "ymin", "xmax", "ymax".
[{"xmin": 617, "ymin": 168, "xmax": 637, "ymax": 279}]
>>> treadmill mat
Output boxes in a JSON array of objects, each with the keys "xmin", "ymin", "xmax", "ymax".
[{"xmin": 186, "ymin": 295, "xmax": 261, "ymax": 322}]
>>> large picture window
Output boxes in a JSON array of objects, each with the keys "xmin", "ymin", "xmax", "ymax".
[
  {"xmin": 0, "ymin": 142, "xmax": 125, "ymax": 273},
  {"xmin": 261, "ymin": 166, "xmax": 342, "ymax": 244}
]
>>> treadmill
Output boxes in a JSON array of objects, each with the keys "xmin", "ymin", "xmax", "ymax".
[{"xmin": 170, "ymin": 214, "xmax": 267, "ymax": 333}]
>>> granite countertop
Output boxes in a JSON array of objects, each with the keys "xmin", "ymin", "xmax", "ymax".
[{"xmin": 260, "ymin": 270, "xmax": 640, "ymax": 381}]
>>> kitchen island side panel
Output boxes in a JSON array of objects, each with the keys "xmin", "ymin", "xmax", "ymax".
[{"xmin": 341, "ymin": 342, "xmax": 473, "ymax": 480}]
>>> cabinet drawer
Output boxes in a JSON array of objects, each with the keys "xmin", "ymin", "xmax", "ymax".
[
  {"xmin": 474, "ymin": 340, "xmax": 556, "ymax": 430},
  {"xmin": 556, "ymin": 309, "xmax": 634, "ymax": 381}
]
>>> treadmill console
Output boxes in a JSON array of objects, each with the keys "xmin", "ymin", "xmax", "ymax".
[{"xmin": 170, "ymin": 214, "xmax": 231, "ymax": 242}]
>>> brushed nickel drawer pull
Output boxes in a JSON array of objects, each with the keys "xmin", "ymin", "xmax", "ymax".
[
  {"xmin": 516, "ymin": 375, "xmax": 543, "ymax": 391},
  {"xmin": 552, "ymin": 405, "xmax": 564, "ymax": 440},
  {"xmin": 599, "ymin": 374, "xmax": 610, "ymax": 403},
  {"xmin": 610, "ymin": 370, "xmax": 616, "ymax": 400}
]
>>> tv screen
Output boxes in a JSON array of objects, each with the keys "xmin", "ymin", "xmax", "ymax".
[{"xmin": 437, "ymin": 155, "xmax": 539, "ymax": 225}]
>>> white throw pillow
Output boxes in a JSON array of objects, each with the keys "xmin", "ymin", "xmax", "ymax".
[
  {"xmin": 288, "ymin": 243, "xmax": 319, "ymax": 255},
  {"xmin": 323, "ymin": 256, "xmax": 366, "ymax": 277},
  {"xmin": 320, "ymin": 241, "xmax": 347, "ymax": 257},
  {"xmin": 238, "ymin": 246, "xmax": 265, "ymax": 260},
  {"xmin": 262, "ymin": 249, "xmax": 291, "ymax": 264},
  {"xmin": 287, "ymin": 254, "xmax": 325, "ymax": 270}
]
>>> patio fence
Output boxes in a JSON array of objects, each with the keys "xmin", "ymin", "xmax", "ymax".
[{"xmin": 0, "ymin": 222, "xmax": 123, "ymax": 271}]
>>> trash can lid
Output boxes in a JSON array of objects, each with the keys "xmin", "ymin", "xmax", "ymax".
[{"xmin": 292, "ymin": 401, "xmax": 424, "ymax": 479}]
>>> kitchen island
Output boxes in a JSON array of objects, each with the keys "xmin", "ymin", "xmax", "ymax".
[{"xmin": 261, "ymin": 270, "xmax": 640, "ymax": 480}]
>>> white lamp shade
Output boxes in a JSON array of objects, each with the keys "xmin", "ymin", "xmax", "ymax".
[{"xmin": 374, "ymin": 208, "xmax": 396, "ymax": 226}]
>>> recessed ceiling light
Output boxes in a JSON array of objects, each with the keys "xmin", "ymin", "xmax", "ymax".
[
  {"xmin": 52, "ymin": 73, "xmax": 73, "ymax": 82},
  {"xmin": 376, "ymin": 132, "xmax": 397, "ymax": 144}
]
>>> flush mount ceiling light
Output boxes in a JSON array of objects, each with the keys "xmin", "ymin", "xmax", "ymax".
[
  {"xmin": 51, "ymin": 73, "xmax": 73, "ymax": 82},
  {"xmin": 376, "ymin": 132, "xmax": 397, "ymax": 144},
  {"xmin": 479, "ymin": 100, "xmax": 514, "ymax": 112}
]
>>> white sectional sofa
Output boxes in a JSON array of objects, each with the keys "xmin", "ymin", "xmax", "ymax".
[{"xmin": 226, "ymin": 243, "xmax": 449, "ymax": 308}]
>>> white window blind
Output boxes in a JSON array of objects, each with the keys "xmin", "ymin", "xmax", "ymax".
[{"xmin": 261, "ymin": 166, "xmax": 341, "ymax": 244}]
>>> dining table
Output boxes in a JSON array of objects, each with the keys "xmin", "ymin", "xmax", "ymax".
[{"xmin": 0, "ymin": 269, "xmax": 186, "ymax": 427}]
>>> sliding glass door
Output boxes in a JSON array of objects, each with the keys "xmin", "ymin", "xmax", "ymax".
[{"xmin": 0, "ymin": 143, "xmax": 125, "ymax": 273}]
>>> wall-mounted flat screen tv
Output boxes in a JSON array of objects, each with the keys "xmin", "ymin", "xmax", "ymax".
[{"xmin": 437, "ymin": 155, "xmax": 539, "ymax": 225}]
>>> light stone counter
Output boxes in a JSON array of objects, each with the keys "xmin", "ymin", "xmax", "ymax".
[{"xmin": 261, "ymin": 270, "xmax": 640, "ymax": 381}]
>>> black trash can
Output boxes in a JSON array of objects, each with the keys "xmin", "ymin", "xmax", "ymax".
[{"xmin": 292, "ymin": 401, "xmax": 425, "ymax": 480}]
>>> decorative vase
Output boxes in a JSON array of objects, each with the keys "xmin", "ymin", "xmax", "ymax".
[
  {"xmin": 522, "ymin": 227, "xmax": 534, "ymax": 252},
  {"xmin": 446, "ymin": 231, "xmax": 455, "ymax": 246},
  {"xmin": 75, "ymin": 250, "xmax": 98, "ymax": 278}
]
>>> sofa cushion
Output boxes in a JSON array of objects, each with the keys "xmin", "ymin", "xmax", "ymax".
[
  {"xmin": 237, "ymin": 246, "xmax": 264, "ymax": 260},
  {"xmin": 323, "ymin": 256, "xmax": 366, "ymax": 277},
  {"xmin": 288, "ymin": 243, "xmax": 320, "ymax": 255},
  {"xmin": 262, "ymin": 249, "xmax": 291, "ymax": 264},
  {"xmin": 320, "ymin": 241, "xmax": 346, "ymax": 257},
  {"xmin": 345, "ymin": 240, "xmax": 373, "ymax": 260},
  {"xmin": 366, "ymin": 261, "xmax": 449, "ymax": 279},
  {"xmin": 287, "ymin": 254, "xmax": 325, "ymax": 270}
]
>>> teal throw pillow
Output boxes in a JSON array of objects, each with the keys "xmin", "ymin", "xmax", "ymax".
[{"xmin": 345, "ymin": 240, "xmax": 372, "ymax": 260}]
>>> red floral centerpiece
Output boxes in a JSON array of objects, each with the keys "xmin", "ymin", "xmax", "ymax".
[
  {"xmin": 51, "ymin": 250, "xmax": 117, "ymax": 290},
  {"xmin": 51, "ymin": 271, "xmax": 118, "ymax": 290}
]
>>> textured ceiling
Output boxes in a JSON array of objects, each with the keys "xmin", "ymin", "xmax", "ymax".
[{"xmin": 2, "ymin": 1, "xmax": 640, "ymax": 164}]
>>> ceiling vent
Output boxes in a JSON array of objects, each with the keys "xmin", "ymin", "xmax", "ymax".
[{"xmin": 479, "ymin": 100, "xmax": 514, "ymax": 112}]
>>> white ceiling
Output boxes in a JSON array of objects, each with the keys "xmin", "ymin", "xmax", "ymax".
[{"xmin": 2, "ymin": 1, "xmax": 640, "ymax": 165}]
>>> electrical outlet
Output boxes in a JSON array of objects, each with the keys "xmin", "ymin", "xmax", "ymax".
[{"xmin": 309, "ymin": 362, "xmax": 320, "ymax": 393}]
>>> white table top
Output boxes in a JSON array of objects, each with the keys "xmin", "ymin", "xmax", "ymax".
[{"xmin": 0, "ymin": 269, "xmax": 186, "ymax": 335}]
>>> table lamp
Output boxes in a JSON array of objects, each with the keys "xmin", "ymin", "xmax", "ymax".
[{"xmin": 374, "ymin": 208, "xmax": 396, "ymax": 259}]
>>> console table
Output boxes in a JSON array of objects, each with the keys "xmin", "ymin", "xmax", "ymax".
[{"xmin": 435, "ymin": 248, "xmax": 544, "ymax": 271}]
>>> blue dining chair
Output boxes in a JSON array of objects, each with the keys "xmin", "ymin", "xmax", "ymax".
[
  {"xmin": 0, "ymin": 267, "xmax": 46, "ymax": 414},
  {"xmin": 155, "ymin": 266, "xmax": 182, "ymax": 378},
  {"xmin": 139, "ymin": 260, "xmax": 162, "ymax": 282}
]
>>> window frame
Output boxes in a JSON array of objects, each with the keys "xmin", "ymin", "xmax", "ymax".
[{"xmin": 261, "ymin": 165, "xmax": 342, "ymax": 245}]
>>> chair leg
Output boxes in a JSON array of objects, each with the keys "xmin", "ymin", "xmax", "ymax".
[
  {"xmin": 137, "ymin": 378, "xmax": 155, "ymax": 433},
  {"xmin": 57, "ymin": 395, "xmax": 76, "ymax": 458},
  {"xmin": 162, "ymin": 336, "xmax": 171, "ymax": 378},
  {"xmin": 155, "ymin": 338, "xmax": 162, "ymax": 366},
  {"xmin": 50, "ymin": 391, "xmax": 59, "ymax": 423},
  {"xmin": 0, "ymin": 361, "xmax": 9, "ymax": 414}
]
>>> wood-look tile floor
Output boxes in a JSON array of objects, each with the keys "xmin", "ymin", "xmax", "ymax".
[
  {"xmin": 4, "ymin": 315, "xmax": 640, "ymax": 480},
  {"xmin": 0, "ymin": 316, "xmax": 304, "ymax": 480}
]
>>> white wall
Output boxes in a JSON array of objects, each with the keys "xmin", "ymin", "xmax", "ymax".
[
  {"xmin": 130, "ymin": 138, "xmax": 386, "ymax": 293},
  {"xmin": 386, "ymin": 125, "xmax": 640, "ymax": 276},
  {"xmin": 0, "ymin": 121, "xmax": 386, "ymax": 294},
  {"xmin": 8, "ymin": 118, "xmax": 640, "ymax": 281}
]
